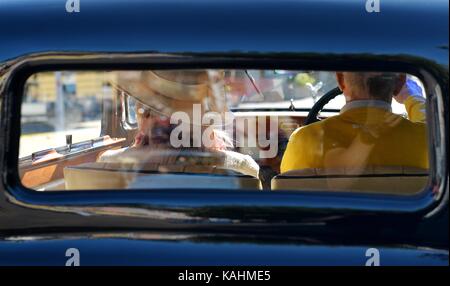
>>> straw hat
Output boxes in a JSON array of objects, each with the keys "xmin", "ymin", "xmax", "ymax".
[{"xmin": 116, "ymin": 70, "xmax": 227, "ymax": 120}]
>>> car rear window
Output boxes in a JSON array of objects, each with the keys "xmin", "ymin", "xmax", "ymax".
[{"xmin": 18, "ymin": 70, "xmax": 429, "ymax": 195}]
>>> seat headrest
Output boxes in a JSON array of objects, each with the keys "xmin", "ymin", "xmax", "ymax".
[
  {"xmin": 64, "ymin": 161, "xmax": 260, "ymax": 190},
  {"xmin": 279, "ymin": 166, "xmax": 428, "ymax": 177},
  {"xmin": 272, "ymin": 166, "xmax": 429, "ymax": 195}
]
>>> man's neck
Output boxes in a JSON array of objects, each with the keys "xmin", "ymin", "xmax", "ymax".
[{"xmin": 340, "ymin": 99, "xmax": 392, "ymax": 114}]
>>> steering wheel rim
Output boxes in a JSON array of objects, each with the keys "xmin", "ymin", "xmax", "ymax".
[{"xmin": 304, "ymin": 87, "xmax": 342, "ymax": 126}]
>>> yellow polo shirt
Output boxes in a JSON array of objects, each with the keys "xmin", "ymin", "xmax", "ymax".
[{"xmin": 280, "ymin": 97, "xmax": 428, "ymax": 173}]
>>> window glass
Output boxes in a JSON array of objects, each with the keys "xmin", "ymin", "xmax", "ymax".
[
  {"xmin": 20, "ymin": 72, "xmax": 104, "ymax": 158},
  {"xmin": 127, "ymin": 95, "xmax": 138, "ymax": 126},
  {"xmin": 19, "ymin": 70, "xmax": 429, "ymax": 195}
]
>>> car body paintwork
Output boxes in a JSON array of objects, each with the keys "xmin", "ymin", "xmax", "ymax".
[
  {"xmin": 0, "ymin": 234, "xmax": 448, "ymax": 266},
  {"xmin": 0, "ymin": 0, "xmax": 448, "ymax": 266}
]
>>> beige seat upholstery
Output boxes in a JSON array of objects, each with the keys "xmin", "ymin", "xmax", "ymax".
[
  {"xmin": 271, "ymin": 166, "xmax": 429, "ymax": 195},
  {"xmin": 64, "ymin": 162, "xmax": 261, "ymax": 190}
]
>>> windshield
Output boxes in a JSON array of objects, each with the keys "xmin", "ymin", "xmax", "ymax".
[
  {"xmin": 225, "ymin": 70, "xmax": 336, "ymax": 109},
  {"xmin": 225, "ymin": 70, "xmax": 410, "ymax": 115}
]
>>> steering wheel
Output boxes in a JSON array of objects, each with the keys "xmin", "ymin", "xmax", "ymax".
[{"xmin": 304, "ymin": 87, "xmax": 342, "ymax": 126}]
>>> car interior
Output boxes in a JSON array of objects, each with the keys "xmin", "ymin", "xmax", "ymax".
[{"xmin": 18, "ymin": 69, "xmax": 429, "ymax": 195}]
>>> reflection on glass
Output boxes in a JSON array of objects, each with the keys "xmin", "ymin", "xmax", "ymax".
[{"xmin": 19, "ymin": 70, "xmax": 429, "ymax": 196}]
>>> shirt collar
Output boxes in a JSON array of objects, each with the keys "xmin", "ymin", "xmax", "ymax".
[{"xmin": 340, "ymin": 100, "xmax": 392, "ymax": 114}]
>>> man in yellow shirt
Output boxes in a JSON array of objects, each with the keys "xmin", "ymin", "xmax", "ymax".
[{"xmin": 280, "ymin": 72, "xmax": 428, "ymax": 173}]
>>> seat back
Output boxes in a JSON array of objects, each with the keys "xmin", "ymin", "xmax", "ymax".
[
  {"xmin": 64, "ymin": 162, "xmax": 261, "ymax": 190},
  {"xmin": 271, "ymin": 166, "xmax": 428, "ymax": 195}
]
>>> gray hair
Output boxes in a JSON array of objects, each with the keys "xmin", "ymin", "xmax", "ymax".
[{"xmin": 345, "ymin": 72, "xmax": 400, "ymax": 102}]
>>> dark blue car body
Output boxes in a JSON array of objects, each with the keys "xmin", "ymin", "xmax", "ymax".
[{"xmin": 0, "ymin": 0, "xmax": 448, "ymax": 266}]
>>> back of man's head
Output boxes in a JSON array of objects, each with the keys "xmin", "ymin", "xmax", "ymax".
[{"xmin": 339, "ymin": 72, "xmax": 405, "ymax": 102}]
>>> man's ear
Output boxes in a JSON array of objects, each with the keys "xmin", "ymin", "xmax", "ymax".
[
  {"xmin": 393, "ymin": 74, "xmax": 407, "ymax": 95},
  {"xmin": 336, "ymin": 72, "xmax": 345, "ymax": 92}
]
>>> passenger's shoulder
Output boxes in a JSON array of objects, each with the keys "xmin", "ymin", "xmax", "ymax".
[
  {"xmin": 222, "ymin": 150, "xmax": 257, "ymax": 165},
  {"xmin": 396, "ymin": 115, "xmax": 427, "ymax": 135},
  {"xmin": 221, "ymin": 150, "xmax": 260, "ymax": 177},
  {"xmin": 398, "ymin": 115, "xmax": 426, "ymax": 128},
  {"xmin": 97, "ymin": 147, "xmax": 128, "ymax": 162}
]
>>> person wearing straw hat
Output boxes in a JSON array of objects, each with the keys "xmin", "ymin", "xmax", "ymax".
[{"xmin": 98, "ymin": 70, "xmax": 260, "ymax": 179}]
